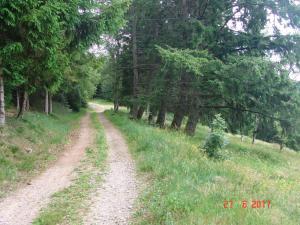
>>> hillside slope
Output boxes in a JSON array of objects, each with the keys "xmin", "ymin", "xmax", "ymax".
[
  {"xmin": 0, "ymin": 104, "xmax": 84, "ymax": 197},
  {"xmin": 106, "ymin": 111, "xmax": 300, "ymax": 225}
]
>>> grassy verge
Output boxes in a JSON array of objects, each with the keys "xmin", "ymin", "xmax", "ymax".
[
  {"xmin": 0, "ymin": 103, "xmax": 84, "ymax": 197},
  {"xmin": 105, "ymin": 110, "xmax": 300, "ymax": 225},
  {"xmin": 33, "ymin": 112, "xmax": 107, "ymax": 225}
]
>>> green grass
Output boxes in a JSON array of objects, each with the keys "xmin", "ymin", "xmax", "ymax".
[
  {"xmin": 105, "ymin": 110, "xmax": 300, "ymax": 225},
  {"xmin": 0, "ymin": 103, "xmax": 84, "ymax": 197},
  {"xmin": 33, "ymin": 112, "xmax": 107, "ymax": 225}
]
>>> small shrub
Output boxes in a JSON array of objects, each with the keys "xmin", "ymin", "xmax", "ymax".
[
  {"xmin": 202, "ymin": 114, "xmax": 229, "ymax": 159},
  {"xmin": 10, "ymin": 145, "xmax": 20, "ymax": 154}
]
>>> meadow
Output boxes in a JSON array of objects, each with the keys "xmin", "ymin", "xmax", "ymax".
[{"xmin": 106, "ymin": 110, "xmax": 300, "ymax": 225}]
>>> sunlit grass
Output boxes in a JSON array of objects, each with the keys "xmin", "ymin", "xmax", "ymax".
[{"xmin": 106, "ymin": 110, "xmax": 300, "ymax": 225}]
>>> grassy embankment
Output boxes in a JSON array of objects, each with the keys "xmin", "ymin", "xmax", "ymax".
[
  {"xmin": 106, "ymin": 110, "xmax": 300, "ymax": 225},
  {"xmin": 33, "ymin": 112, "xmax": 107, "ymax": 225},
  {"xmin": 0, "ymin": 103, "xmax": 84, "ymax": 197}
]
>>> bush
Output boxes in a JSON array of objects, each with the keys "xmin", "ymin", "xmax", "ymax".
[{"xmin": 203, "ymin": 114, "xmax": 228, "ymax": 159}]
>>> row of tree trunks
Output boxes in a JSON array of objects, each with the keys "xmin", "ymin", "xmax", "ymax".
[{"xmin": 0, "ymin": 72, "xmax": 5, "ymax": 126}]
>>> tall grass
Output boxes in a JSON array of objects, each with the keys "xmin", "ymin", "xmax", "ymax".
[
  {"xmin": 0, "ymin": 103, "xmax": 84, "ymax": 197},
  {"xmin": 106, "ymin": 111, "xmax": 300, "ymax": 225}
]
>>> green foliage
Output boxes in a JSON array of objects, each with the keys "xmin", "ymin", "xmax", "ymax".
[
  {"xmin": 111, "ymin": 0, "xmax": 300, "ymax": 150},
  {"xmin": 61, "ymin": 52, "xmax": 104, "ymax": 111},
  {"xmin": 0, "ymin": 0, "xmax": 129, "ymax": 117},
  {"xmin": 157, "ymin": 46, "xmax": 212, "ymax": 76},
  {"xmin": 203, "ymin": 114, "xmax": 228, "ymax": 159}
]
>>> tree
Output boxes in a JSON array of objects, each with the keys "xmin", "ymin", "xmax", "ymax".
[
  {"xmin": 0, "ymin": 0, "xmax": 130, "ymax": 121},
  {"xmin": 111, "ymin": 0, "xmax": 300, "ymax": 150}
]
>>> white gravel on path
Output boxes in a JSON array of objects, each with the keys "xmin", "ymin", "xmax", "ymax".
[
  {"xmin": 85, "ymin": 104, "xmax": 139, "ymax": 225},
  {"xmin": 0, "ymin": 114, "xmax": 93, "ymax": 225}
]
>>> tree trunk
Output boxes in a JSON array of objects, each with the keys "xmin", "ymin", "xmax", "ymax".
[
  {"xmin": 130, "ymin": 105, "xmax": 139, "ymax": 119},
  {"xmin": 131, "ymin": 7, "xmax": 139, "ymax": 119},
  {"xmin": 240, "ymin": 121, "xmax": 244, "ymax": 142},
  {"xmin": 0, "ymin": 74, "xmax": 5, "ymax": 126},
  {"xmin": 17, "ymin": 90, "xmax": 27, "ymax": 118},
  {"xmin": 148, "ymin": 106, "xmax": 157, "ymax": 124},
  {"xmin": 252, "ymin": 116, "xmax": 259, "ymax": 144},
  {"xmin": 45, "ymin": 88, "xmax": 49, "ymax": 115},
  {"xmin": 137, "ymin": 106, "xmax": 145, "ymax": 120},
  {"xmin": 113, "ymin": 53, "xmax": 121, "ymax": 113},
  {"xmin": 252, "ymin": 131, "xmax": 257, "ymax": 144},
  {"xmin": 185, "ymin": 112, "xmax": 199, "ymax": 136},
  {"xmin": 114, "ymin": 99, "xmax": 119, "ymax": 112},
  {"xmin": 280, "ymin": 142, "xmax": 284, "ymax": 151},
  {"xmin": 156, "ymin": 101, "xmax": 166, "ymax": 128},
  {"xmin": 16, "ymin": 89, "xmax": 20, "ymax": 111},
  {"xmin": 171, "ymin": 81, "xmax": 188, "ymax": 129},
  {"xmin": 280, "ymin": 129, "xmax": 285, "ymax": 151},
  {"xmin": 25, "ymin": 92, "xmax": 30, "ymax": 111},
  {"xmin": 171, "ymin": 111, "xmax": 185, "ymax": 130},
  {"xmin": 49, "ymin": 93, "xmax": 52, "ymax": 114}
]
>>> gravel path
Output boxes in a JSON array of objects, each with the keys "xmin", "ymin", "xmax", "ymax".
[
  {"xmin": 0, "ymin": 114, "xmax": 93, "ymax": 225},
  {"xmin": 85, "ymin": 104, "xmax": 139, "ymax": 225}
]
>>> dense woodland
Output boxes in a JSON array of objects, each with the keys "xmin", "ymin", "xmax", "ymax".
[
  {"xmin": 98, "ymin": 0, "xmax": 300, "ymax": 151},
  {"xmin": 1, "ymin": 0, "xmax": 300, "ymax": 151},
  {"xmin": 0, "ymin": 0, "xmax": 129, "ymax": 118}
]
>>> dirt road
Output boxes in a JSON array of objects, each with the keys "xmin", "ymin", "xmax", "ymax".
[
  {"xmin": 0, "ymin": 104, "xmax": 139, "ymax": 225},
  {"xmin": 85, "ymin": 104, "xmax": 139, "ymax": 225},
  {"xmin": 0, "ymin": 114, "xmax": 93, "ymax": 225}
]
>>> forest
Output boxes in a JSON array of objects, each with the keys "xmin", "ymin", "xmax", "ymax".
[
  {"xmin": 0, "ymin": 0, "xmax": 129, "ymax": 119},
  {"xmin": 0, "ymin": 0, "xmax": 300, "ymax": 224},
  {"xmin": 1, "ymin": 1, "xmax": 300, "ymax": 151},
  {"xmin": 97, "ymin": 0, "xmax": 300, "ymax": 152}
]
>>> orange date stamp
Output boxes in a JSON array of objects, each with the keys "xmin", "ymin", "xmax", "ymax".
[{"xmin": 224, "ymin": 200, "xmax": 271, "ymax": 209}]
